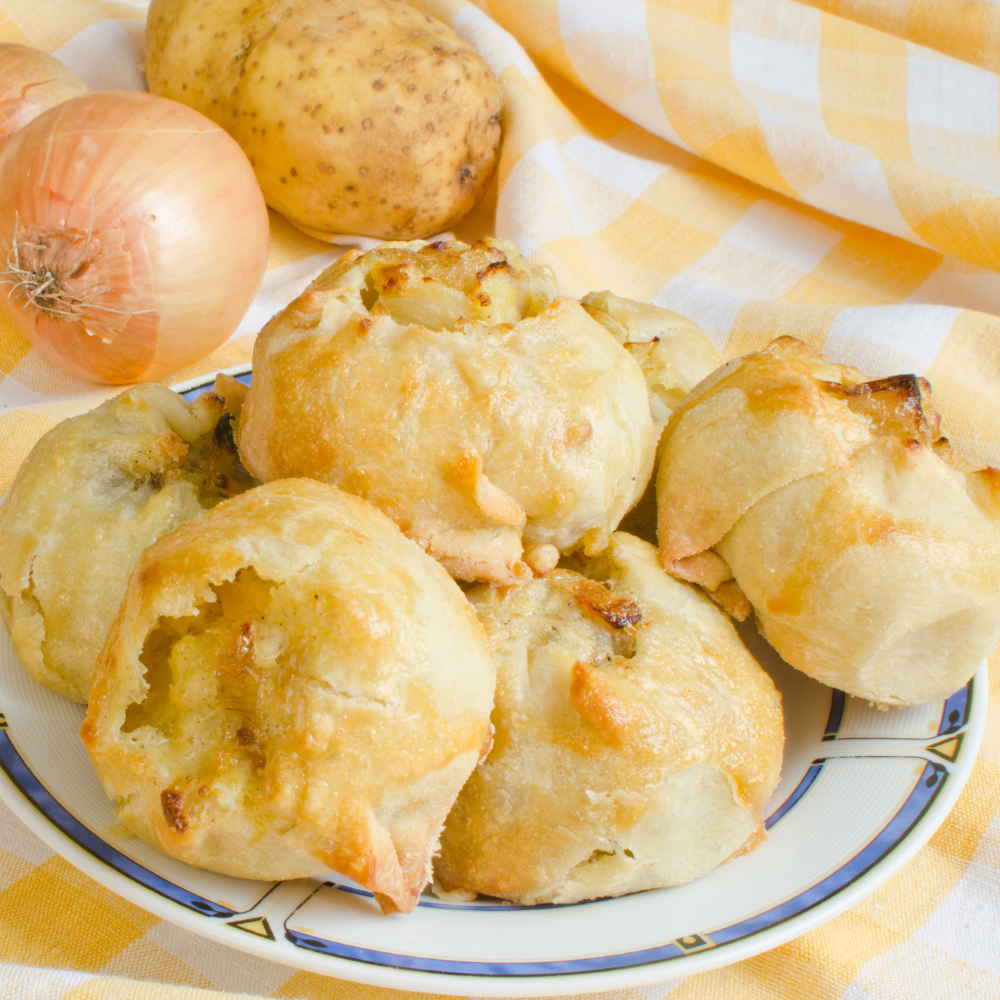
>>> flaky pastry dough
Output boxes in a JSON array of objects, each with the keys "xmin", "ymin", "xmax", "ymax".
[
  {"xmin": 581, "ymin": 291, "xmax": 723, "ymax": 541},
  {"xmin": 581, "ymin": 291, "xmax": 722, "ymax": 441},
  {"xmin": 434, "ymin": 532, "xmax": 782, "ymax": 905},
  {"xmin": 237, "ymin": 239, "xmax": 656, "ymax": 584},
  {"xmin": 657, "ymin": 336, "xmax": 1000, "ymax": 706},
  {"xmin": 81, "ymin": 479, "xmax": 495, "ymax": 914},
  {"xmin": 0, "ymin": 381, "xmax": 254, "ymax": 703}
]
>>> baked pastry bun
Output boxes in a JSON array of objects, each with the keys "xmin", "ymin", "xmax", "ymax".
[
  {"xmin": 434, "ymin": 532, "xmax": 783, "ymax": 906},
  {"xmin": 657, "ymin": 336, "xmax": 1000, "ymax": 706},
  {"xmin": 581, "ymin": 291, "xmax": 722, "ymax": 439},
  {"xmin": 81, "ymin": 479, "xmax": 495, "ymax": 914},
  {"xmin": 0, "ymin": 379, "xmax": 255, "ymax": 703},
  {"xmin": 237, "ymin": 239, "xmax": 656, "ymax": 584},
  {"xmin": 581, "ymin": 292, "xmax": 723, "ymax": 540}
]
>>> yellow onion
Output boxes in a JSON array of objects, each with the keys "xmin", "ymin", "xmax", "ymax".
[
  {"xmin": 0, "ymin": 43, "xmax": 90, "ymax": 146},
  {"xmin": 0, "ymin": 90, "xmax": 270, "ymax": 384}
]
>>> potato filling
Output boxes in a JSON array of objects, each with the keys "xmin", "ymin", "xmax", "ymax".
[{"xmin": 121, "ymin": 568, "xmax": 276, "ymax": 763}]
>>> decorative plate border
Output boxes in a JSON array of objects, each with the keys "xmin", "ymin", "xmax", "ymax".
[
  {"xmin": 0, "ymin": 363, "xmax": 985, "ymax": 997},
  {"xmin": 0, "ymin": 669, "xmax": 982, "ymax": 993}
]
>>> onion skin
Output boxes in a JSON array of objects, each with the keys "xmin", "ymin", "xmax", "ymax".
[
  {"xmin": 0, "ymin": 90, "xmax": 270, "ymax": 384},
  {"xmin": 0, "ymin": 44, "xmax": 90, "ymax": 146}
]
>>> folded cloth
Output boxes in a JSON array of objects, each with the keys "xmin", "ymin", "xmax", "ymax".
[{"xmin": 0, "ymin": 0, "xmax": 997, "ymax": 997}]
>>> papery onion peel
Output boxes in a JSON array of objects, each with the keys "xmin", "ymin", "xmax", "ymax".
[
  {"xmin": 0, "ymin": 90, "xmax": 270, "ymax": 384},
  {"xmin": 0, "ymin": 43, "xmax": 90, "ymax": 146}
]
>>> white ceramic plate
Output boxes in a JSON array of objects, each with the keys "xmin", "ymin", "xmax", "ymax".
[{"xmin": 0, "ymin": 365, "xmax": 986, "ymax": 996}]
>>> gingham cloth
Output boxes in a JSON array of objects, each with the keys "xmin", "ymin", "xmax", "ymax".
[{"xmin": 0, "ymin": 0, "xmax": 998, "ymax": 997}]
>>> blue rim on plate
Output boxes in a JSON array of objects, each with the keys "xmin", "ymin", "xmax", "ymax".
[{"xmin": 0, "ymin": 363, "xmax": 986, "ymax": 997}]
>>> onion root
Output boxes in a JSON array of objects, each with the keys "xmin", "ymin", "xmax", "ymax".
[{"xmin": 1, "ymin": 206, "xmax": 150, "ymax": 345}]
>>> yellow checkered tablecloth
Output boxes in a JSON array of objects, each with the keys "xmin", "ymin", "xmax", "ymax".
[{"xmin": 0, "ymin": 0, "xmax": 998, "ymax": 997}]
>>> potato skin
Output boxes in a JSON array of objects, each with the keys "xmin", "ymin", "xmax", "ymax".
[{"xmin": 146, "ymin": 0, "xmax": 502, "ymax": 240}]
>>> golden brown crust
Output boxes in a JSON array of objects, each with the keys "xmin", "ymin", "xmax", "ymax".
[
  {"xmin": 716, "ymin": 435, "xmax": 1000, "ymax": 704},
  {"xmin": 580, "ymin": 291, "xmax": 722, "ymax": 437},
  {"xmin": 657, "ymin": 336, "xmax": 1000, "ymax": 705},
  {"xmin": 239, "ymin": 239, "xmax": 656, "ymax": 583},
  {"xmin": 657, "ymin": 337, "xmax": 866, "ymax": 563},
  {"xmin": 0, "ymin": 382, "xmax": 255, "ymax": 703},
  {"xmin": 434, "ymin": 532, "xmax": 783, "ymax": 905},
  {"xmin": 707, "ymin": 580, "xmax": 753, "ymax": 622},
  {"xmin": 82, "ymin": 479, "xmax": 495, "ymax": 913}
]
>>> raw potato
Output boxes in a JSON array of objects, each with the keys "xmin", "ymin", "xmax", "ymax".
[{"xmin": 145, "ymin": 0, "xmax": 502, "ymax": 240}]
